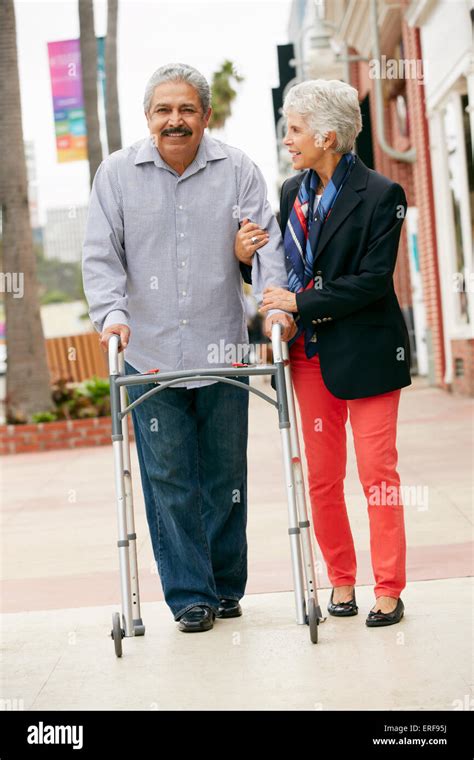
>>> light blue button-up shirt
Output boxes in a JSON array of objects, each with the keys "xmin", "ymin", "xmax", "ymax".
[{"xmin": 82, "ymin": 132, "xmax": 289, "ymax": 387}]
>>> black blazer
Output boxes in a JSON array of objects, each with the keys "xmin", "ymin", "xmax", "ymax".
[{"xmin": 242, "ymin": 155, "xmax": 412, "ymax": 399}]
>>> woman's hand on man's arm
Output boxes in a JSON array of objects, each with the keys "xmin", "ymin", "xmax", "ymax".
[{"xmin": 234, "ymin": 218, "xmax": 269, "ymax": 265}]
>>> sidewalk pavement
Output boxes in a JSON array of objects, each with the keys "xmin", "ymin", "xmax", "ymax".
[{"xmin": 1, "ymin": 375, "xmax": 473, "ymax": 710}]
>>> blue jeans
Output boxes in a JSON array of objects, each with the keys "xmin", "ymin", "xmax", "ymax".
[{"xmin": 124, "ymin": 361, "xmax": 249, "ymax": 620}]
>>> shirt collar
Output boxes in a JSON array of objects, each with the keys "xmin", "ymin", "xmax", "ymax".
[{"xmin": 134, "ymin": 132, "xmax": 228, "ymax": 171}]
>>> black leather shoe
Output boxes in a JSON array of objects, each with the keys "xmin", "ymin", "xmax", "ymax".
[
  {"xmin": 366, "ymin": 597, "xmax": 404, "ymax": 627},
  {"xmin": 216, "ymin": 598, "xmax": 242, "ymax": 618},
  {"xmin": 327, "ymin": 587, "xmax": 358, "ymax": 616},
  {"xmin": 177, "ymin": 605, "xmax": 215, "ymax": 632}
]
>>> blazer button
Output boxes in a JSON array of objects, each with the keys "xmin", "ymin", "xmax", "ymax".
[{"xmin": 316, "ymin": 270, "xmax": 322, "ymax": 275}]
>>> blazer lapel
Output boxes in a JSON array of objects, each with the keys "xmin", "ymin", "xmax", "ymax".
[
  {"xmin": 308, "ymin": 185, "xmax": 361, "ymax": 261},
  {"xmin": 308, "ymin": 155, "xmax": 368, "ymax": 265}
]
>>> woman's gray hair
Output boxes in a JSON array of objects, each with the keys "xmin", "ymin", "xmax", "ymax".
[
  {"xmin": 283, "ymin": 79, "xmax": 362, "ymax": 153},
  {"xmin": 143, "ymin": 63, "xmax": 211, "ymax": 113}
]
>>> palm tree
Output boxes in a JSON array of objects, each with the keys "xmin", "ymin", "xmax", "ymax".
[
  {"xmin": 209, "ymin": 60, "xmax": 244, "ymax": 131},
  {"xmin": 79, "ymin": 0, "xmax": 103, "ymax": 185},
  {"xmin": 0, "ymin": 0, "xmax": 53, "ymax": 422},
  {"xmin": 105, "ymin": 0, "xmax": 122, "ymax": 154}
]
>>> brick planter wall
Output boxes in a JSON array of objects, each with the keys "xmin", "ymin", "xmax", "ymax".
[{"xmin": 0, "ymin": 416, "xmax": 135, "ymax": 456}]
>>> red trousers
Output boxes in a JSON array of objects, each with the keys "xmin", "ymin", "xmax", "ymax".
[{"xmin": 289, "ymin": 334, "xmax": 407, "ymax": 599}]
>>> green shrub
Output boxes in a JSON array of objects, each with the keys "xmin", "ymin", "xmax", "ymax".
[
  {"xmin": 32, "ymin": 411, "xmax": 58, "ymax": 423},
  {"xmin": 79, "ymin": 376, "xmax": 111, "ymax": 402},
  {"xmin": 28, "ymin": 376, "xmax": 111, "ymax": 424}
]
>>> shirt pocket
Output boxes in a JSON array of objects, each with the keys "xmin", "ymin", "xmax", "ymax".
[{"xmin": 122, "ymin": 203, "xmax": 161, "ymax": 250}]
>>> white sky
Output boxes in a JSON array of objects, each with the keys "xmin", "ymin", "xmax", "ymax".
[{"xmin": 15, "ymin": 0, "xmax": 292, "ymax": 222}]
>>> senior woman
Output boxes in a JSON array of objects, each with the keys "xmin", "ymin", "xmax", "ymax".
[{"xmin": 236, "ymin": 80, "xmax": 411, "ymax": 627}]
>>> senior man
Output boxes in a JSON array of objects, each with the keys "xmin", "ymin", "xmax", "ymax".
[{"xmin": 82, "ymin": 63, "xmax": 295, "ymax": 633}]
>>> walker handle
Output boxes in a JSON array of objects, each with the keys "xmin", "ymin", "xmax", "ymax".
[
  {"xmin": 108, "ymin": 333, "xmax": 121, "ymax": 375},
  {"xmin": 271, "ymin": 322, "xmax": 284, "ymax": 363}
]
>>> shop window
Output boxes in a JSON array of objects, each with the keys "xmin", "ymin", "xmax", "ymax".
[
  {"xmin": 454, "ymin": 357, "xmax": 464, "ymax": 377},
  {"xmin": 443, "ymin": 85, "xmax": 472, "ymax": 326}
]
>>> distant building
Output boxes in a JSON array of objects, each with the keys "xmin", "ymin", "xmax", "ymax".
[{"xmin": 44, "ymin": 206, "xmax": 88, "ymax": 262}]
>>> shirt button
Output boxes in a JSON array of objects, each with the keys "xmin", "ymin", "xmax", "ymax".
[
  {"xmin": 181, "ymin": 261, "xmax": 186, "ymax": 267},
  {"xmin": 180, "ymin": 319, "xmax": 188, "ymax": 325},
  {"xmin": 179, "ymin": 232, "xmax": 185, "ymax": 238},
  {"xmin": 178, "ymin": 205, "xmax": 184, "ymax": 210},
  {"xmin": 182, "ymin": 290, "xmax": 187, "ymax": 296}
]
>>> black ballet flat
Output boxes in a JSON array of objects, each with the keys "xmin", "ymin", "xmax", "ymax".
[
  {"xmin": 327, "ymin": 587, "xmax": 358, "ymax": 616},
  {"xmin": 366, "ymin": 598, "xmax": 404, "ymax": 627}
]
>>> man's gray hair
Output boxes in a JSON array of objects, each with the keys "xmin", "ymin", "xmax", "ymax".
[
  {"xmin": 283, "ymin": 79, "xmax": 362, "ymax": 153},
  {"xmin": 143, "ymin": 63, "xmax": 211, "ymax": 114}
]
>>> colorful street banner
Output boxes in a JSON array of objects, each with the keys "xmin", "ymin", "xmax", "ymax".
[{"xmin": 47, "ymin": 39, "xmax": 87, "ymax": 163}]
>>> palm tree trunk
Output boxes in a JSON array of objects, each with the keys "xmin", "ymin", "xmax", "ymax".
[
  {"xmin": 105, "ymin": 0, "xmax": 122, "ymax": 154},
  {"xmin": 0, "ymin": 0, "xmax": 53, "ymax": 422},
  {"xmin": 79, "ymin": 0, "xmax": 103, "ymax": 185}
]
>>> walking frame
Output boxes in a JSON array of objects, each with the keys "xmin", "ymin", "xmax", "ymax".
[{"xmin": 108, "ymin": 323, "xmax": 325, "ymax": 656}]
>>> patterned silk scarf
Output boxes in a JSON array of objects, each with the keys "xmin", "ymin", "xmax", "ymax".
[{"xmin": 284, "ymin": 152, "xmax": 356, "ymax": 357}]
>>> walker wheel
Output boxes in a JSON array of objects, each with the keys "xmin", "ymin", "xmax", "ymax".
[
  {"xmin": 308, "ymin": 598, "xmax": 319, "ymax": 644},
  {"xmin": 111, "ymin": 611, "xmax": 125, "ymax": 657}
]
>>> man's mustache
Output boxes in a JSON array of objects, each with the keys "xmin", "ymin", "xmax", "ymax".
[{"xmin": 161, "ymin": 127, "xmax": 192, "ymax": 136}]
